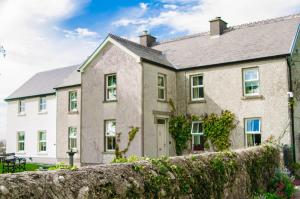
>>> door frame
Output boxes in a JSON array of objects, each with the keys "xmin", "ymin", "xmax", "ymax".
[{"xmin": 155, "ymin": 117, "xmax": 169, "ymax": 157}]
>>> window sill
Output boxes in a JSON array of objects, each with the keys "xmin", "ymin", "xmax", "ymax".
[
  {"xmin": 189, "ymin": 99, "xmax": 206, "ymax": 104},
  {"xmin": 16, "ymin": 152, "xmax": 26, "ymax": 155},
  {"xmin": 102, "ymin": 151, "xmax": 115, "ymax": 154},
  {"xmin": 103, "ymin": 100, "xmax": 118, "ymax": 103},
  {"xmin": 157, "ymin": 99, "xmax": 168, "ymax": 103},
  {"xmin": 17, "ymin": 113, "xmax": 26, "ymax": 116},
  {"xmin": 241, "ymin": 95, "xmax": 264, "ymax": 100},
  {"xmin": 37, "ymin": 152, "xmax": 48, "ymax": 155},
  {"xmin": 68, "ymin": 110, "xmax": 79, "ymax": 115},
  {"xmin": 38, "ymin": 111, "xmax": 47, "ymax": 115}
]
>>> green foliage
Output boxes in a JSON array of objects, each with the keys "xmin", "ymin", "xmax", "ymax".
[
  {"xmin": 114, "ymin": 127, "xmax": 139, "ymax": 159},
  {"xmin": 168, "ymin": 99, "xmax": 236, "ymax": 154},
  {"xmin": 168, "ymin": 99, "xmax": 199, "ymax": 155},
  {"xmin": 112, "ymin": 155, "xmax": 145, "ymax": 163},
  {"xmin": 203, "ymin": 110, "xmax": 236, "ymax": 151},
  {"xmin": 48, "ymin": 162, "xmax": 77, "ymax": 171},
  {"xmin": 269, "ymin": 169, "xmax": 295, "ymax": 199}
]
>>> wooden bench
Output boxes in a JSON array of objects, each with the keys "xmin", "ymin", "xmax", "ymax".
[{"xmin": 1, "ymin": 153, "xmax": 26, "ymax": 173}]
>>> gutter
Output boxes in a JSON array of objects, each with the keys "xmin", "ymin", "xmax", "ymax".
[{"xmin": 287, "ymin": 55, "xmax": 296, "ymax": 163}]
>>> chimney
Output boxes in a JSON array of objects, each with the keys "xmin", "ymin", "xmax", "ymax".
[
  {"xmin": 209, "ymin": 17, "xmax": 227, "ymax": 36},
  {"xmin": 139, "ymin": 30, "xmax": 157, "ymax": 47}
]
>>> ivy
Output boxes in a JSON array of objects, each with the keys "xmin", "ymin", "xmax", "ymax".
[
  {"xmin": 203, "ymin": 110, "xmax": 237, "ymax": 151},
  {"xmin": 114, "ymin": 127, "xmax": 139, "ymax": 159}
]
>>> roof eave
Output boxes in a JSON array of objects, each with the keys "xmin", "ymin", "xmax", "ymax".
[
  {"xmin": 177, "ymin": 54, "xmax": 289, "ymax": 71},
  {"xmin": 5, "ymin": 92, "xmax": 56, "ymax": 102}
]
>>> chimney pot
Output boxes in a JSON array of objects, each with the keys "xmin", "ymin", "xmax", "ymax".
[
  {"xmin": 209, "ymin": 17, "xmax": 227, "ymax": 36},
  {"xmin": 139, "ymin": 30, "xmax": 156, "ymax": 47}
]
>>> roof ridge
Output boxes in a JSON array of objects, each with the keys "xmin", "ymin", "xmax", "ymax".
[
  {"xmin": 155, "ymin": 12, "xmax": 300, "ymax": 45},
  {"xmin": 36, "ymin": 64, "xmax": 79, "ymax": 74},
  {"xmin": 108, "ymin": 33, "xmax": 163, "ymax": 55}
]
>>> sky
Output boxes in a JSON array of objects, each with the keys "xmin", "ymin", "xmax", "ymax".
[{"xmin": 0, "ymin": 0, "xmax": 300, "ymax": 139}]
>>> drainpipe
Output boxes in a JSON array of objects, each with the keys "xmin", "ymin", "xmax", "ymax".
[{"xmin": 287, "ymin": 56, "xmax": 296, "ymax": 163}]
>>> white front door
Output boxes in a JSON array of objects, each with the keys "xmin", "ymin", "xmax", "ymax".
[{"xmin": 156, "ymin": 118, "xmax": 168, "ymax": 157}]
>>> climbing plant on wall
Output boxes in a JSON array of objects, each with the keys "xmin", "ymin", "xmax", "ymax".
[
  {"xmin": 168, "ymin": 99, "xmax": 237, "ymax": 154},
  {"xmin": 203, "ymin": 110, "xmax": 237, "ymax": 151},
  {"xmin": 114, "ymin": 127, "xmax": 139, "ymax": 159}
]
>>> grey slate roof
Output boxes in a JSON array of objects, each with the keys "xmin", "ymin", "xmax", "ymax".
[
  {"xmin": 6, "ymin": 65, "xmax": 79, "ymax": 100},
  {"xmin": 55, "ymin": 66, "xmax": 81, "ymax": 89},
  {"xmin": 152, "ymin": 13, "xmax": 300, "ymax": 69},
  {"xmin": 108, "ymin": 34, "xmax": 173, "ymax": 68}
]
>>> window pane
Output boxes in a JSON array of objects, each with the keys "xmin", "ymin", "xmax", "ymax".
[
  {"xmin": 108, "ymin": 75, "xmax": 116, "ymax": 87},
  {"xmin": 193, "ymin": 134, "xmax": 205, "ymax": 151},
  {"xmin": 158, "ymin": 76, "xmax": 164, "ymax": 87},
  {"xmin": 18, "ymin": 132, "xmax": 25, "ymax": 141},
  {"xmin": 193, "ymin": 76, "xmax": 203, "ymax": 86},
  {"xmin": 244, "ymin": 70, "xmax": 258, "ymax": 81},
  {"xmin": 107, "ymin": 136, "xmax": 116, "ymax": 150},
  {"xmin": 245, "ymin": 81, "xmax": 259, "ymax": 94},
  {"xmin": 246, "ymin": 119, "xmax": 260, "ymax": 133},
  {"xmin": 108, "ymin": 88, "xmax": 117, "ymax": 100},
  {"xmin": 192, "ymin": 123, "xmax": 199, "ymax": 134},
  {"xmin": 158, "ymin": 88, "xmax": 165, "ymax": 99},
  {"xmin": 247, "ymin": 134, "xmax": 261, "ymax": 146},
  {"xmin": 193, "ymin": 88, "xmax": 199, "ymax": 99},
  {"xmin": 106, "ymin": 121, "xmax": 116, "ymax": 136}
]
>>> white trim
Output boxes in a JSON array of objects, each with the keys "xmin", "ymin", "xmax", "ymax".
[
  {"xmin": 158, "ymin": 74, "xmax": 166, "ymax": 100},
  {"xmin": 243, "ymin": 67, "xmax": 260, "ymax": 96},
  {"xmin": 191, "ymin": 75, "xmax": 204, "ymax": 101},
  {"xmin": 79, "ymin": 37, "xmax": 141, "ymax": 73},
  {"xmin": 105, "ymin": 74, "xmax": 117, "ymax": 101}
]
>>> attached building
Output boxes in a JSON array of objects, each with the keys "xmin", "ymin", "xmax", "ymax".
[{"xmin": 5, "ymin": 66, "xmax": 80, "ymax": 163}]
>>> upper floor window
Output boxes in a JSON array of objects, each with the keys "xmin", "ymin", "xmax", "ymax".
[
  {"xmin": 17, "ymin": 131, "xmax": 25, "ymax": 152},
  {"xmin": 38, "ymin": 131, "xmax": 47, "ymax": 152},
  {"xmin": 68, "ymin": 127, "xmax": 77, "ymax": 150},
  {"xmin": 105, "ymin": 120, "xmax": 116, "ymax": 151},
  {"xmin": 18, "ymin": 100, "xmax": 25, "ymax": 114},
  {"xmin": 191, "ymin": 121, "xmax": 205, "ymax": 151},
  {"xmin": 39, "ymin": 97, "xmax": 47, "ymax": 112},
  {"xmin": 245, "ymin": 118, "xmax": 261, "ymax": 147},
  {"xmin": 105, "ymin": 74, "xmax": 117, "ymax": 101},
  {"xmin": 243, "ymin": 68, "xmax": 260, "ymax": 96},
  {"xmin": 191, "ymin": 75, "xmax": 204, "ymax": 101},
  {"xmin": 158, "ymin": 74, "xmax": 166, "ymax": 100},
  {"xmin": 69, "ymin": 91, "xmax": 78, "ymax": 112}
]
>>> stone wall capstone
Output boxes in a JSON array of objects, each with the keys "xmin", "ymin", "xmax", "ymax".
[{"xmin": 0, "ymin": 145, "xmax": 279, "ymax": 199}]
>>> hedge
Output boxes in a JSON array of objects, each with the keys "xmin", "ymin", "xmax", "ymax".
[{"xmin": 0, "ymin": 145, "xmax": 279, "ymax": 199}]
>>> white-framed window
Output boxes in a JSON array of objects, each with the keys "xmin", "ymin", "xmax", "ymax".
[
  {"xmin": 68, "ymin": 127, "xmax": 77, "ymax": 150},
  {"xmin": 105, "ymin": 120, "xmax": 116, "ymax": 151},
  {"xmin": 191, "ymin": 75, "xmax": 204, "ymax": 101},
  {"xmin": 38, "ymin": 131, "xmax": 47, "ymax": 152},
  {"xmin": 105, "ymin": 74, "xmax": 117, "ymax": 101},
  {"xmin": 245, "ymin": 118, "xmax": 261, "ymax": 147},
  {"xmin": 18, "ymin": 100, "xmax": 25, "ymax": 114},
  {"xmin": 69, "ymin": 91, "xmax": 78, "ymax": 112},
  {"xmin": 191, "ymin": 121, "xmax": 205, "ymax": 151},
  {"xmin": 17, "ymin": 131, "xmax": 25, "ymax": 152},
  {"xmin": 158, "ymin": 74, "xmax": 166, "ymax": 100},
  {"xmin": 39, "ymin": 97, "xmax": 46, "ymax": 112},
  {"xmin": 243, "ymin": 67, "xmax": 260, "ymax": 96}
]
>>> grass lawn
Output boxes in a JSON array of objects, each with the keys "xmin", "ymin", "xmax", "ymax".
[{"xmin": 0, "ymin": 163, "xmax": 49, "ymax": 174}]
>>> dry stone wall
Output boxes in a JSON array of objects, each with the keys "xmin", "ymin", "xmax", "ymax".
[{"xmin": 0, "ymin": 145, "xmax": 279, "ymax": 199}]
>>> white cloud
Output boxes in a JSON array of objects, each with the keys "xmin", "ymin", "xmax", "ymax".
[
  {"xmin": 139, "ymin": 3, "xmax": 148, "ymax": 10},
  {"xmin": 58, "ymin": 27, "xmax": 100, "ymax": 39},
  {"xmin": 163, "ymin": 4, "xmax": 178, "ymax": 9},
  {"xmin": 114, "ymin": 0, "xmax": 300, "ymax": 36},
  {"xmin": 0, "ymin": 0, "xmax": 98, "ymax": 139}
]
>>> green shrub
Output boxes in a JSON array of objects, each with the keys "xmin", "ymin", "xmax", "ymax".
[{"xmin": 48, "ymin": 162, "xmax": 77, "ymax": 170}]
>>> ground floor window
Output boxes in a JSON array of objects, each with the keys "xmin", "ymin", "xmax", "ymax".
[
  {"xmin": 191, "ymin": 121, "xmax": 205, "ymax": 151},
  {"xmin": 68, "ymin": 127, "xmax": 77, "ymax": 150},
  {"xmin": 17, "ymin": 131, "xmax": 25, "ymax": 152},
  {"xmin": 38, "ymin": 131, "xmax": 47, "ymax": 152},
  {"xmin": 105, "ymin": 120, "xmax": 116, "ymax": 151},
  {"xmin": 245, "ymin": 118, "xmax": 261, "ymax": 146}
]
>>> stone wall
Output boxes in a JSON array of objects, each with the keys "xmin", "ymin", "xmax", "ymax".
[{"xmin": 0, "ymin": 145, "xmax": 279, "ymax": 199}]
